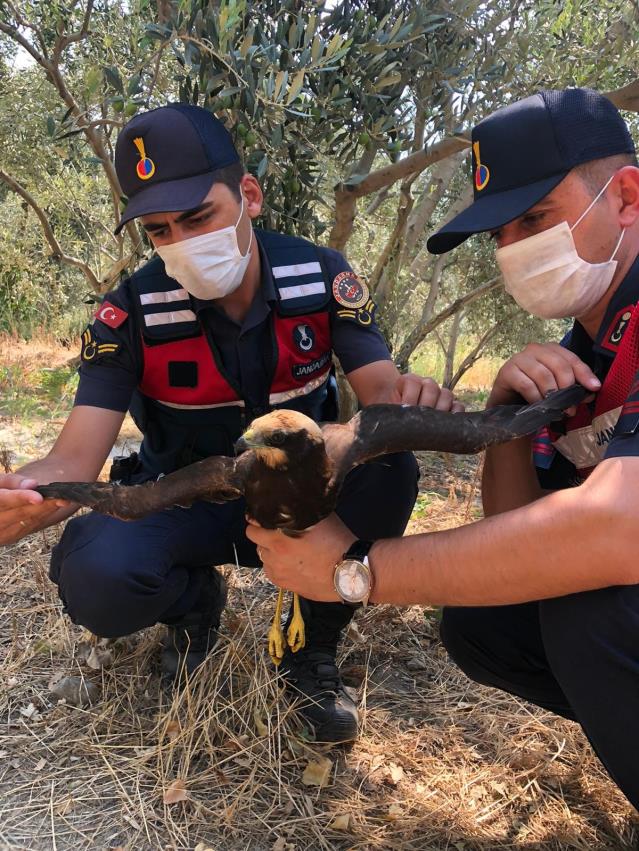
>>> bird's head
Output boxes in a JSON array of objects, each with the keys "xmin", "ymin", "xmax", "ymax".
[{"xmin": 235, "ymin": 410, "xmax": 324, "ymax": 469}]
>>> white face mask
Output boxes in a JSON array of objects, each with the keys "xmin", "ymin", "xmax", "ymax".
[
  {"xmin": 496, "ymin": 175, "xmax": 625, "ymax": 319},
  {"xmin": 156, "ymin": 196, "xmax": 253, "ymax": 300}
]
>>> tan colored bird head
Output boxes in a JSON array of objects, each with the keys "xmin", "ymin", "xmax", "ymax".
[{"xmin": 234, "ymin": 409, "xmax": 324, "ymax": 469}]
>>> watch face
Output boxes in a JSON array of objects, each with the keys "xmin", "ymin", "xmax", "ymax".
[{"xmin": 335, "ymin": 559, "xmax": 370, "ymax": 603}]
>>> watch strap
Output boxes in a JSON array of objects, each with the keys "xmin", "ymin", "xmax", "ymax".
[{"xmin": 343, "ymin": 539, "xmax": 374, "ymax": 561}]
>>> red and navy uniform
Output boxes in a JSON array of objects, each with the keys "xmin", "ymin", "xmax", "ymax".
[
  {"xmin": 443, "ymin": 251, "xmax": 639, "ymax": 810},
  {"xmin": 51, "ymin": 229, "xmax": 418, "ymax": 651},
  {"xmin": 74, "ymin": 229, "xmax": 392, "ymax": 474}
]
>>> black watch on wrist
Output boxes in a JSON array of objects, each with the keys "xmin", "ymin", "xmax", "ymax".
[{"xmin": 333, "ymin": 540, "xmax": 375, "ymax": 607}]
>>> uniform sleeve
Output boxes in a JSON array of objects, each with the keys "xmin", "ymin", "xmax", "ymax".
[
  {"xmin": 604, "ymin": 370, "xmax": 639, "ymax": 459},
  {"xmin": 73, "ymin": 280, "xmax": 140, "ymax": 413},
  {"xmin": 318, "ymin": 247, "xmax": 392, "ymax": 374}
]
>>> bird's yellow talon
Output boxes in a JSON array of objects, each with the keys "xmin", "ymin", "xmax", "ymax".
[
  {"xmin": 286, "ymin": 592, "xmax": 306, "ymax": 654},
  {"xmin": 268, "ymin": 588, "xmax": 286, "ymax": 666}
]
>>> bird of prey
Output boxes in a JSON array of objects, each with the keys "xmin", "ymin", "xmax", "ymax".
[{"xmin": 37, "ymin": 384, "xmax": 586, "ymax": 663}]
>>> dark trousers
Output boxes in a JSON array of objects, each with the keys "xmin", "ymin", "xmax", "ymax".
[
  {"xmin": 440, "ymin": 587, "xmax": 639, "ymax": 810},
  {"xmin": 50, "ymin": 452, "xmax": 418, "ymax": 640}
]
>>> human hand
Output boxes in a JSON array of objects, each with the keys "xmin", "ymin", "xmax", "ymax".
[
  {"xmin": 0, "ymin": 474, "xmax": 66, "ymax": 546},
  {"xmin": 246, "ymin": 514, "xmax": 355, "ymax": 602},
  {"xmin": 395, "ymin": 373, "xmax": 465, "ymax": 412},
  {"xmin": 487, "ymin": 343, "xmax": 600, "ymax": 415}
]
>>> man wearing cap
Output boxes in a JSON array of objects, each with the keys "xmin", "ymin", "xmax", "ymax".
[
  {"xmin": 247, "ymin": 88, "xmax": 639, "ymax": 806},
  {"xmin": 0, "ymin": 103, "xmax": 461, "ymax": 743}
]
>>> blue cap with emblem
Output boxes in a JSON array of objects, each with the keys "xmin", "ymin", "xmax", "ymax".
[
  {"xmin": 113, "ymin": 103, "xmax": 240, "ymax": 234},
  {"xmin": 427, "ymin": 88, "xmax": 636, "ymax": 255}
]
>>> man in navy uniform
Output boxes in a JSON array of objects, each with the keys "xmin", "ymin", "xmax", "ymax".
[
  {"xmin": 247, "ymin": 88, "xmax": 639, "ymax": 805},
  {"xmin": 0, "ymin": 104, "xmax": 460, "ymax": 742}
]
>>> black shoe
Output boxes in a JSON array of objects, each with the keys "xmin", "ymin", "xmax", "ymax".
[
  {"xmin": 279, "ymin": 596, "xmax": 359, "ymax": 743},
  {"xmin": 161, "ymin": 568, "xmax": 227, "ymax": 682}
]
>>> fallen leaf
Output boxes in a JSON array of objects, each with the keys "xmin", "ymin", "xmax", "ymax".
[
  {"xmin": 0, "ymin": 750, "xmax": 8, "ymax": 759},
  {"xmin": 301, "ymin": 756, "xmax": 332, "ymax": 788},
  {"xmin": 271, "ymin": 839, "xmax": 294, "ymax": 851},
  {"xmin": 386, "ymin": 762, "xmax": 405, "ymax": 785},
  {"xmin": 54, "ymin": 797, "xmax": 75, "ymax": 816},
  {"xmin": 34, "ymin": 758, "xmax": 46, "ymax": 771},
  {"xmin": 253, "ymin": 709, "xmax": 268, "ymax": 736},
  {"xmin": 457, "ymin": 700, "xmax": 473, "ymax": 710},
  {"xmin": 194, "ymin": 844, "xmax": 215, "ymax": 851},
  {"xmin": 6, "ymin": 677, "xmax": 17, "ymax": 688},
  {"xmin": 369, "ymin": 754, "xmax": 385, "ymax": 772},
  {"xmin": 19, "ymin": 703, "xmax": 41, "ymax": 721},
  {"xmin": 163, "ymin": 778, "xmax": 188, "ymax": 805},
  {"xmin": 384, "ymin": 803, "xmax": 404, "ymax": 821},
  {"xmin": 86, "ymin": 645, "xmax": 113, "ymax": 670},
  {"xmin": 329, "ymin": 813, "xmax": 351, "ymax": 831},
  {"xmin": 346, "ymin": 622, "xmax": 365, "ymax": 642},
  {"xmin": 165, "ymin": 719, "xmax": 180, "ymax": 742}
]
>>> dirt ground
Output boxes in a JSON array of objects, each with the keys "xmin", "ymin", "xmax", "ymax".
[{"xmin": 0, "ymin": 340, "xmax": 637, "ymax": 850}]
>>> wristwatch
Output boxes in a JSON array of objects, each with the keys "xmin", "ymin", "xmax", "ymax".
[{"xmin": 333, "ymin": 540, "xmax": 374, "ymax": 607}]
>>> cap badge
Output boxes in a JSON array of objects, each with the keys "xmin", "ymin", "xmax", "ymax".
[
  {"xmin": 133, "ymin": 137, "xmax": 156, "ymax": 181},
  {"xmin": 473, "ymin": 141, "xmax": 490, "ymax": 191}
]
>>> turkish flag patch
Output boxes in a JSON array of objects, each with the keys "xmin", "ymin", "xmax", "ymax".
[{"xmin": 94, "ymin": 301, "xmax": 128, "ymax": 329}]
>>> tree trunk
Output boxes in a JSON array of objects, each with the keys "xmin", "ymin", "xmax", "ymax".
[{"xmin": 443, "ymin": 310, "xmax": 463, "ymax": 387}]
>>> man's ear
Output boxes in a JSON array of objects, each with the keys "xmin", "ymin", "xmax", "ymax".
[
  {"xmin": 616, "ymin": 166, "xmax": 639, "ymax": 228},
  {"xmin": 241, "ymin": 173, "xmax": 263, "ymax": 219}
]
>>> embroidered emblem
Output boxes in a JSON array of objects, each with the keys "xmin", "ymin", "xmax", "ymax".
[
  {"xmin": 473, "ymin": 140, "xmax": 490, "ymax": 191},
  {"xmin": 94, "ymin": 302, "xmax": 129, "ymax": 329},
  {"xmin": 293, "ymin": 324, "xmax": 315, "ymax": 352},
  {"xmin": 80, "ymin": 327, "xmax": 120, "ymax": 362},
  {"xmin": 336, "ymin": 298, "xmax": 376, "ymax": 327},
  {"xmin": 133, "ymin": 137, "xmax": 155, "ymax": 181},
  {"xmin": 601, "ymin": 306, "xmax": 634, "ymax": 352},
  {"xmin": 332, "ymin": 271, "xmax": 369, "ymax": 309}
]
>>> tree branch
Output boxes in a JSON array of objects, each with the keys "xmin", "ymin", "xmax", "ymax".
[
  {"xmin": 605, "ymin": 78, "xmax": 639, "ymax": 113},
  {"xmin": 329, "ymin": 135, "xmax": 471, "ymax": 252},
  {"xmin": 0, "ymin": 169, "xmax": 101, "ymax": 292},
  {"xmin": 394, "ymin": 274, "xmax": 502, "ymax": 370}
]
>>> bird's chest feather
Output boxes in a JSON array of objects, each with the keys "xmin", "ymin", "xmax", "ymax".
[{"xmin": 244, "ymin": 461, "xmax": 332, "ymax": 531}]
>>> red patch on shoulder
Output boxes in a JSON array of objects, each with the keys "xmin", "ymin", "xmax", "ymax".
[{"xmin": 94, "ymin": 302, "xmax": 128, "ymax": 329}]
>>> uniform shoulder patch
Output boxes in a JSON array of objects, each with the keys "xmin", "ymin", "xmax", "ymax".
[
  {"xmin": 80, "ymin": 326, "xmax": 121, "ymax": 363},
  {"xmin": 332, "ymin": 271, "xmax": 369, "ymax": 309},
  {"xmin": 95, "ymin": 301, "xmax": 128, "ymax": 329},
  {"xmin": 336, "ymin": 298, "xmax": 377, "ymax": 327}
]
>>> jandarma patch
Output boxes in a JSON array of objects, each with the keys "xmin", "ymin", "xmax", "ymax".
[
  {"xmin": 133, "ymin": 136, "xmax": 155, "ymax": 180},
  {"xmin": 332, "ymin": 271, "xmax": 369, "ymax": 309},
  {"xmin": 80, "ymin": 327, "xmax": 121, "ymax": 362}
]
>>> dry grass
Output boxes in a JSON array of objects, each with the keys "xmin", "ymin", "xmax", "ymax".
[
  {"xmin": 0, "ymin": 338, "xmax": 637, "ymax": 850},
  {"xmin": 0, "ymin": 485, "xmax": 637, "ymax": 851}
]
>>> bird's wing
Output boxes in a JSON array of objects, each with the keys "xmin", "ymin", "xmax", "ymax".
[
  {"xmin": 323, "ymin": 383, "xmax": 587, "ymax": 486},
  {"xmin": 36, "ymin": 454, "xmax": 252, "ymax": 521}
]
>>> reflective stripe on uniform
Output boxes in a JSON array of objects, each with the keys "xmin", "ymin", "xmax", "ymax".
[
  {"xmin": 140, "ymin": 288, "xmax": 190, "ymax": 305},
  {"xmin": 269, "ymin": 370, "xmax": 329, "ymax": 405},
  {"xmin": 272, "ymin": 261, "xmax": 322, "ymax": 279},
  {"xmin": 155, "ymin": 398, "xmax": 246, "ymax": 411},
  {"xmin": 144, "ymin": 309, "xmax": 197, "ymax": 327},
  {"xmin": 278, "ymin": 282, "xmax": 326, "ymax": 301}
]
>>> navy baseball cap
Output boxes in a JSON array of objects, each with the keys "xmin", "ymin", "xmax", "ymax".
[
  {"xmin": 114, "ymin": 103, "xmax": 240, "ymax": 234},
  {"xmin": 427, "ymin": 88, "xmax": 636, "ymax": 254}
]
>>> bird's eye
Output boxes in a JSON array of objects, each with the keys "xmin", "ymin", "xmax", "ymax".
[{"xmin": 270, "ymin": 430, "xmax": 286, "ymax": 446}]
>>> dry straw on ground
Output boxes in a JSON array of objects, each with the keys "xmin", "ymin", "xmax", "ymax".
[{"xmin": 0, "ymin": 471, "xmax": 637, "ymax": 851}]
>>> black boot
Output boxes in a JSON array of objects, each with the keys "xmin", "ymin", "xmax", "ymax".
[
  {"xmin": 161, "ymin": 567, "xmax": 227, "ymax": 683},
  {"xmin": 280, "ymin": 597, "xmax": 358, "ymax": 743}
]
